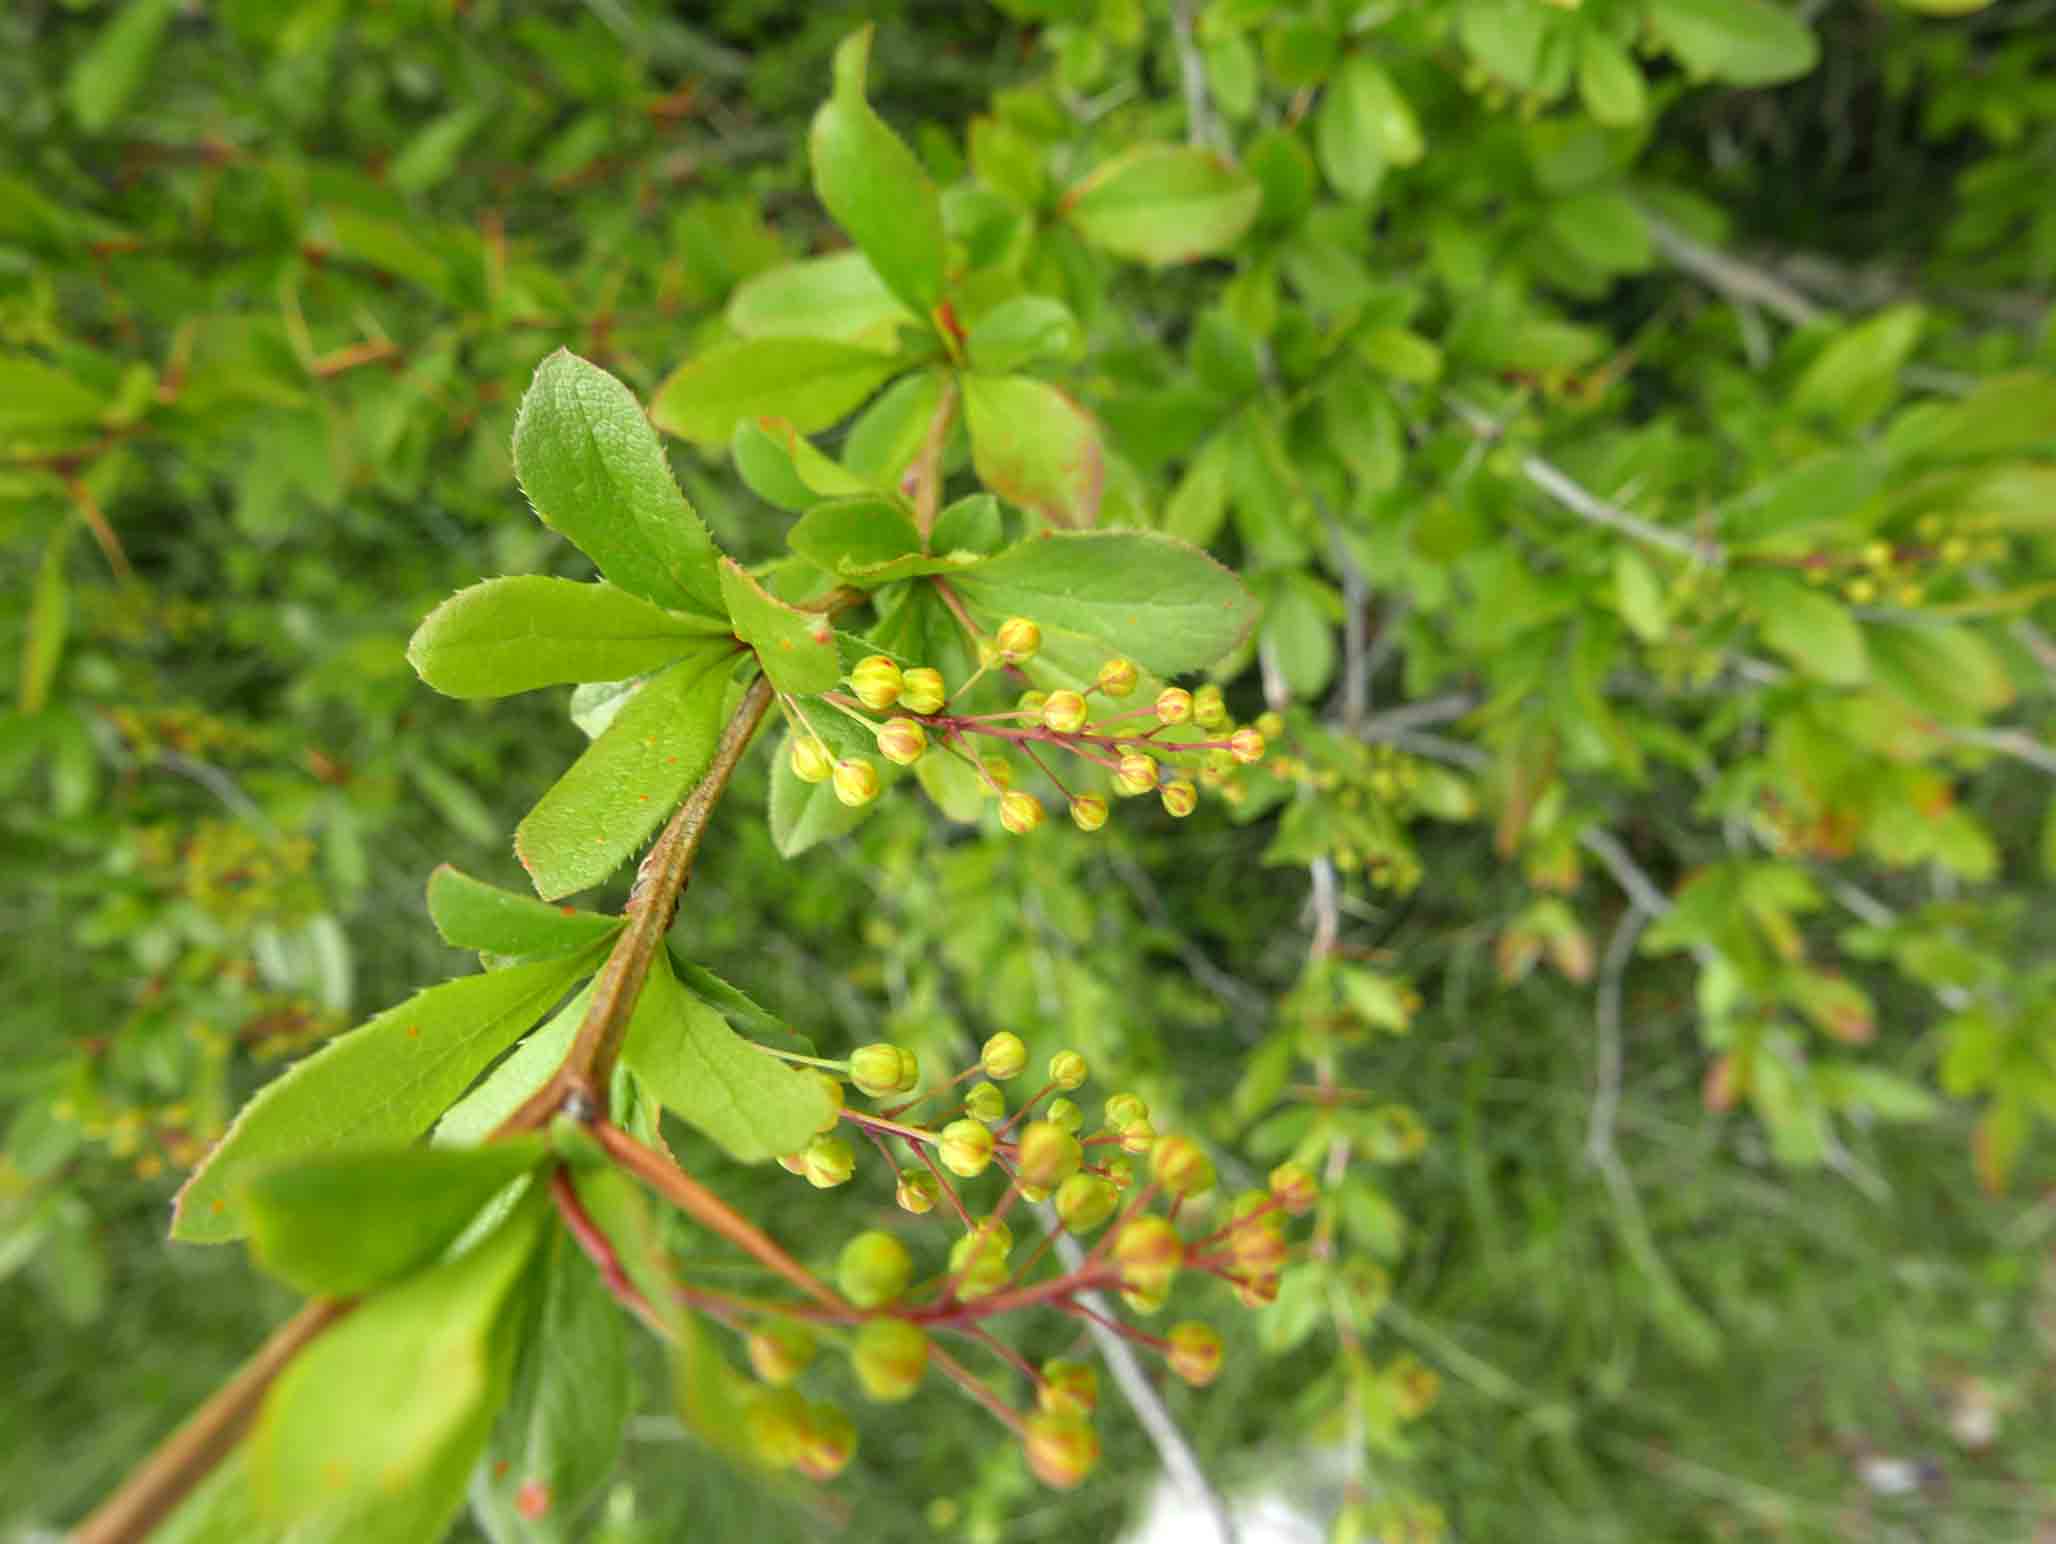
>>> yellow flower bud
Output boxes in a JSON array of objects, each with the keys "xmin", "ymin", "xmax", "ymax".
[
  {"xmin": 896, "ymin": 1166, "xmax": 941, "ymax": 1214},
  {"xmin": 995, "ymin": 616, "xmax": 1042, "ymax": 660},
  {"xmin": 1149, "ymin": 1133, "xmax": 1216, "ymax": 1197},
  {"xmin": 964, "ymin": 1080, "xmax": 1005, "ymax": 1121},
  {"xmin": 851, "ymin": 1319, "xmax": 928, "ymax": 1403},
  {"xmin": 1069, "ymin": 794, "xmax": 1108, "ymax": 831},
  {"xmin": 981, "ymin": 1031, "xmax": 1029, "ymax": 1081},
  {"xmin": 805, "ymin": 1070, "xmax": 845, "ymax": 1133},
  {"xmin": 1016, "ymin": 1120, "xmax": 1084, "ymax": 1189},
  {"xmin": 1119, "ymin": 1117, "xmax": 1157, "ymax": 1155},
  {"xmin": 789, "ymin": 734, "xmax": 833, "ymax": 784},
  {"xmin": 795, "ymin": 1401, "xmax": 856, "ymax": 1481},
  {"xmin": 1048, "ymin": 1050, "xmax": 1089, "ymax": 1090},
  {"xmin": 1114, "ymin": 752, "xmax": 1159, "ymax": 796},
  {"xmin": 1154, "ymin": 687, "xmax": 1193, "ymax": 725},
  {"xmin": 1041, "ymin": 689, "xmax": 1088, "ymax": 734},
  {"xmin": 746, "ymin": 1321, "xmax": 817, "ymax": 1386},
  {"xmin": 1193, "ymin": 684, "xmax": 1228, "ymax": 728},
  {"xmin": 899, "ymin": 666, "xmax": 947, "ymax": 715},
  {"xmin": 999, "ymin": 789, "xmax": 1044, "ymax": 834},
  {"xmin": 849, "ymin": 1042, "xmax": 912, "ymax": 1098},
  {"xmin": 1097, "ymin": 657, "xmax": 1140, "ymax": 697},
  {"xmin": 1024, "ymin": 1413, "xmax": 1100, "ymax": 1489},
  {"xmin": 1038, "ymin": 1359, "xmax": 1100, "ymax": 1416},
  {"xmin": 1268, "ymin": 1160, "xmax": 1318, "ymax": 1215},
  {"xmin": 832, "ymin": 757, "xmax": 881, "ymax": 807},
  {"xmin": 939, "ymin": 1118, "xmax": 995, "ymax": 1177},
  {"xmin": 980, "ymin": 753, "xmax": 1014, "ymax": 793},
  {"xmin": 1161, "ymin": 778, "xmax": 1198, "ymax": 817},
  {"xmin": 877, "ymin": 717, "xmax": 926, "ymax": 765},
  {"xmin": 850, "ymin": 654, "xmax": 903, "ymax": 711},
  {"xmin": 1053, "ymin": 1172, "xmax": 1119, "ymax": 1233},
  {"xmin": 835, "ymin": 1230, "xmax": 913, "ymax": 1308},
  {"xmin": 1229, "ymin": 727, "xmax": 1266, "ymax": 765},
  {"xmin": 1166, "ymin": 1321, "xmax": 1223, "ymax": 1387},
  {"xmin": 801, "ymin": 1135, "xmax": 855, "ymax": 1189},
  {"xmin": 1113, "ymin": 1216, "xmax": 1183, "ymax": 1297},
  {"xmin": 1046, "ymin": 1097, "xmax": 1083, "ymax": 1133}
]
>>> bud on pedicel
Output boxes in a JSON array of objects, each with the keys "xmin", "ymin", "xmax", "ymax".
[
  {"xmin": 778, "ymin": 1150, "xmax": 809, "ymax": 1176},
  {"xmin": 802, "ymin": 1135, "xmax": 856, "ymax": 1189},
  {"xmin": 1114, "ymin": 752, "xmax": 1158, "ymax": 795},
  {"xmin": 979, "ymin": 752, "xmax": 1014, "ymax": 793},
  {"xmin": 939, "ymin": 1118, "xmax": 995, "ymax": 1177},
  {"xmin": 1229, "ymin": 727, "xmax": 1266, "ymax": 765},
  {"xmin": 1149, "ymin": 1133, "xmax": 1217, "ymax": 1197},
  {"xmin": 1119, "ymin": 1117, "xmax": 1157, "ymax": 1155},
  {"xmin": 1104, "ymin": 1092, "xmax": 1148, "ymax": 1130},
  {"xmin": 746, "ymin": 1321, "xmax": 817, "ymax": 1387},
  {"xmin": 1016, "ymin": 1120, "xmax": 1084, "ymax": 1189},
  {"xmin": 964, "ymin": 1081, "xmax": 1005, "ymax": 1122},
  {"xmin": 1160, "ymin": 779, "xmax": 1198, "ymax": 818},
  {"xmin": 899, "ymin": 666, "xmax": 947, "ymax": 715},
  {"xmin": 832, "ymin": 757, "xmax": 880, "ymax": 808},
  {"xmin": 836, "ymin": 1230, "xmax": 913, "ymax": 1308},
  {"xmin": 1053, "ymin": 1172, "xmax": 1119, "ymax": 1232},
  {"xmin": 746, "ymin": 1389, "xmax": 811, "ymax": 1468},
  {"xmin": 1229, "ymin": 1192, "xmax": 1288, "ymax": 1272},
  {"xmin": 1041, "ymin": 689, "xmax": 1088, "ymax": 734},
  {"xmin": 1234, "ymin": 1270, "xmax": 1281, "ymax": 1309},
  {"xmin": 981, "ymin": 1031, "xmax": 1028, "ymax": 1081},
  {"xmin": 1192, "ymin": 684, "xmax": 1228, "ymax": 728},
  {"xmin": 1154, "ymin": 687, "xmax": 1193, "ymax": 725},
  {"xmin": 1045, "ymin": 1097, "xmax": 1083, "ymax": 1133},
  {"xmin": 1268, "ymin": 1161, "xmax": 1318, "ymax": 1215},
  {"xmin": 850, "ymin": 654, "xmax": 903, "ymax": 711},
  {"xmin": 805, "ymin": 1070, "xmax": 844, "ymax": 1133},
  {"xmin": 851, "ymin": 1318, "xmax": 929, "ymax": 1403},
  {"xmin": 796, "ymin": 1401, "xmax": 857, "ymax": 1481},
  {"xmin": 789, "ymin": 735, "xmax": 833, "ymax": 784},
  {"xmin": 877, "ymin": 717, "xmax": 927, "ymax": 765},
  {"xmin": 1097, "ymin": 657, "xmax": 1140, "ymax": 697},
  {"xmin": 1112, "ymin": 1216, "xmax": 1183, "ymax": 1297},
  {"xmin": 1256, "ymin": 710, "xmax": 1285, "ymax": 739},
  {"xmin": 1104, "ymin": 1155, "xmax": 1136, "ymax": 1190},
  {"xmin": 1038, "ymin": 1359, "xmax": 1100, "ymax": 1417},
  {"xmin": 1023, "ymin": 1412, "xmax": 1100, "ymax": 1489},
  {"xmin": 1049, "ymin": 1050, "xmax": 1089, "ymax": 1090},
  {"xmin": 1068, "ymin": 794, "xmax": 1108, "ymax": 832},
  {"xmin": 948, "ymin": 1223, "xmax": 1011, "ymax": 1298},
  {"xmin": 995, "ymin": 616, "xmax": 1041, "ymax": 660},
  {"xmin": 999, "ymin": 789, "xmax": 1044, "ymax": 834},
  {"xmin": 1167, "ymin": 1322, "xmax": 1224, "ymax": 1387},
  {"xmin": 895, "ymin": 1166, "xmax": 941, "ymax": 1214},
  {"xmin": 850, "ymin": 1042, "xmax": 911, "ymax": 1098},
  {"xmin": 1017, "ymin": 689, "xmax": 1049, "ymax": 719}
]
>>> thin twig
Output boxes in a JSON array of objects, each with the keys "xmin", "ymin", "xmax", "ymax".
[
  {"xmin": 1639, "ymin": 208, "xmax": 1826, "ymax": 329},
  {"xmin": 1586, "ymin": 904, "xmax": 1651, "ymax": 1167},
  {"xmin": 1356, "ymin": 692, "xmax": 1479, "ymax": 743},
  {"xmin": 1170, "ymin": 0, "xmax": 1220, "ymax": 152}
]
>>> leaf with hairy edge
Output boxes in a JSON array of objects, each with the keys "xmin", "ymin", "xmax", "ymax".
[
  {"xmin": 1061, "ymin": 144, "xmax": 1261, "ymax": 266},
  {"xmin": 675, "ymin": 956, "xmax": 817, "ymax": 1058},
  {"xmin": 434, "ymin": 984, "xmax": 597, "ymax": 1149},
  {"xmin": 732, "ymin": 418, "xmax": 878, "ymax": 513},
  {"xmin": 515, "ymin": 649, "xmax": 736, "ymax": 901},
  {"xmin": 728, "ymin": 250, "xmax": 915, "ymax": 349},
  {"xmin": 947, "ymin": 531, "xmax": 1257, "ymax": 677},
  {"xmin": 809, "ymin": 28, "xmax": 947, "ymax": 314},
  {"xmin": 407, "ymin": 577, "xmax": 729, "ymax": 700},
  {"xmin": 717, "ymin": 559, "xmax": 841, "ymax": 695},
  {"xmin": 621, "ymin": 952, "xmax": 835, "ymax": 1162},
  {"xmin": 513, "ymin": 350, "xmax": 727, "ymax": 620},
  {"xmin": 787, "ymin": 498, "xmax": 984, "ymax": 586},
  {"xmin": 247, "ymin": 1188, "xmax": 546, "ymax": 1540},
  {"xmin": 961, "ymin": 373, "xmax": 1104, "ymax": 528},
  {"xmin": 651, "ymin": 337, "xmax": 902, "ymax": 452},
  {"xmin": 171, "ymin": 951, "xmax": 598, "ymax": 1242},
  {"xmin": 244, "ymin": 1140, "xmax": 551, "ymax": 1297},
  {"xmin": 426, "ymin": 866, "xmax": 623, "ymax": 959}
]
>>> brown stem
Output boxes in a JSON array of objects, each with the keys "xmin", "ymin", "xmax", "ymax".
[
  {"xmin": 66, "ymin": 476, "xmax": 132, "ymax": 583},
  {"xmin": 911, "ymin": 377, "xmax": 960, "ymax": 542},
  {"xmin": 550, "ymin": 1165, "xmax": 671, "ymax": 1340},
  {"xmin": 71, "ymin": 1298, "xmax": 353, "ymax": 1544},
  {"xmin": 929, "ymin": 1341, "xmax": 1027, "ymax": 1436}
]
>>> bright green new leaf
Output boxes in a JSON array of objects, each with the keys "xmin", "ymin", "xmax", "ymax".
[
  {"xmin": 65, "ymin": 0, "xmax": 179, "ymax": 134},
  {"xmin": 1722, "ymin": 451, "xmax": 1885, "ymax": 547},
  {"xmin": 1578, "ymin": 33, "xmax": 1648, "ymax": 126},
  {"xmin": 433, "ymin": 984, "xmax": 596, "ymax": 1150},
  {"xmin": 621, "ymin": 952, "xmax": 835, "ymax": 1162},
  {"xmin": 171, "ymin": 952, "xmax": 595, "ymax": 1242},
  {"xmin": 650, "ymin": 337, "xmax": 901, "ymax": 451},
  {"xmin": 515, "ymin": 649, "xmax": 736, "ymax": 900},
  {"xmin": 247, "ymin": 1189, "xmax": 546, "ymax": 1539},
  {"xmin": 1648, "ymin": 0, "xmax": 1820, "ymax": 86},
  {"xmin": 728, "ymin": 251, "xmax": 916, "ymax": 349},
  {"xmin": 961, "ymin": 373, "xmax": 1104, "ymax": 528},
  {"xmin": 1061, "ymin": 144, "xmax": 1261, "ymax": 265},
  {"xmin": 244, "ymin": 1139, "xmax": 549, "ymax": 1297},
  {"xmin": 0, "ymin": 355, "xmax": 107, "ymax": 431},
  {"xmin": 673, "ymin": 1305, "xmax": 763, "ymax": 1469},
  {"xmin": 570, "ymin": 1166, "xmax": 683, "ymax": 1335},
  {"xmin": 1546, "ymin": 188, "xmax": 1653, "ymax": 274},
  {"xmin": 809, "ymin": 29, "xmax": 947, "ymax": 314},
  {"xmin": 18, "ymin": 520, "xmax": 71, "ymax": 716},
  {"xmin": 948, "ymin": 530, "xmax": 1258, "ymax": 677},
  {"xmin": 843, "ymin": 369, "xmax": 949, "ymax": 485},
  {"xmin": 965, "ymin": 296, "xmax": 1082, "ymax": 374},
  {"xmin": 425, "ymin": 866, "xmax": 623, "ymax": 959},
  {"xmin": 732, "ymin": 418, "xmax": 877, "ymax": 513},
  {"xmin": 407, "ymin": 577, "xmax": 730, "ymax": 700},
  {"xmin": 1337, "ymin": 54, "xmax": 1425, "ymax": 169},
  {"xmin": 1755, "ymin": 582, "xmax": 1869, "ymax": 685},
  {"xmin": 931, "ymin": 492, "xmax": 1004, "ymax": 555},
  {"xmin": 676, "ymin": 957, "xmax": 817, "ymax": 1058},
  {"xmin": 513, "ymin": 350, "xmax": 728, "ymax": 620},
  {"xmin": 1316, "ymin": 69, "xmax": 1384, "ymax": 201},
  {"xmin": 787, "ymin": 498, "xmax": 982, "ymax": 586},
  {"xmin": 1613, "ymin": 550, "xmax": 1668, "ymax": 642},
  {"xmin": 717, "ymin": 558, "xmax": 841, "ymax": 694},
  {"xmin": 1791, "ymin": 305, "xmax": 1926, "ymax": 430},
  {"xmin": 1867, "ymin": 621, "xmax": 2014, "ymax": 724}
]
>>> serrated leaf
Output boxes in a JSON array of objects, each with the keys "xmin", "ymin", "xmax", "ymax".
[
  {"xmin": 515, "ymin": 650, "xmax": 737, "ymax": 901},
  {"xmin": 408, "ymin": 577, "xmax": 729, "ymax": 700},
  {"xmin": 173, "ymin": 952, "xmax": 597, "ymax": 1242},
  {"xmin": 621, "ymin": 953, "xmax": 834, "ymax": 1162},
  {"xmin": 717, "ymin": 559, "xmax": 840, "ymax": 694},
  {"xmin": 727, "ymin": 251, "xmax": 916, "ymax": 349},
  {"xmin": 244, "ymin": 1140, "xmax": 549, "ymax": 1297},
  {"xmin": 513, "ymin": 351, "xmax": 727, "ymax": 619},
  {"xmin": 650, "ymin": 337, "xmax": 901, "ymax": 452},
  {"xmin": 674, "ymin": 958, "xmax": 816, "ymax": 1058},
  {"xmin": 427, "ymin": 866, "xmax": 623, "ymax": 959},
  {"xmin": 1060, "ymin": 144, "xmax": 1261, "ymax": 265},
  {"xmin": 947, "ymin": 530, "xmax": 1257, "ymax": 676},
  {"xmin": 787, "ymin": 497, "xmax": 982, "ymax": 586},
  {"xmin": 1648, "ymin": 0, "xmax": 1819, "ymax": 86},
  {"xmin": 961, "ymin": 373, "xmax": 1104, "ymax": 528},
  {"xmin": 732, "ymin": 418, "xmax": 878, "ymax": 513}
]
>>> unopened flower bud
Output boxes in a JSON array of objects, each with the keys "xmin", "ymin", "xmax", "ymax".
[
  {"xmin": 939, "ymin": 1118, "xmax": 995, "ymax": 1177},
  {"xmin": 1023, "ymin": 1412, "xmax": 1100, "ymax": 1489},
  {"xmin": 1104, "ymin": 1155, "xmax": 1135, "ymax": 1190},
  {"xmin": 1039, "ymin": 1359, "xmax": 1100, "ymax": 1416},
  {"xmin": 849, "ymin": 1042, "xmax": 913, "ymax": 1098},
  {"xmin": 836, "ymin": 1230, "xmax": 913, "ymax": 1308},
  {"xmin": 1016, "ymin": 1120, "xmax": 1084, "ymax": 1189},
  {"xmin": 805, "ymin": 1070, "xmax": 844, "ymax": 1133},
  {"xmin": 1046, "ymin": 1097, "xmax": 1083, "ymax": 1133},
  {"xmin": 895, "ymin": 1166, "xmax": 941, "ymax": 1214},
  {"xmin": 832, "ymin": 757, "xmax": 880, "ymax": 808},
  {"xmin": 1229, "ymin": 727, "xmax": 1266, "ymax": 765},
  {"xmin": 981, "ymin": 1031, "xmax": 1028, "ymax": 1081},
  {"xmin": 1149, "ymin": 1133, "xmax": 1216, "ymax": 1197},
  {"xmin": 1166, "ymin": 1322, "xmax": 1224, "ymax": 1387},
  {"xmin": 795, "ymin": 1401, "xmax": 856, "ymax": 1481},
  {"xmin": 789, "ymin": 735, "xmax": 833, "ymax": 784},
  {"xmin": 1049, "ymin": 1051, "xmax": 1089, "ymax": 1090},
  {"xmin": 851, "ymin": 1318, "xmax": 928, "ymax": 1403},
  {"xmin": 979, "ymin": 753, "xmax": 1014, "ymax": 792},
  {"xmin": 948, "ymin": 1221, "xmax": 1012, "ymax": 1298},
  {"xmin": 1114, "ymin": 752, "xmax": 1159, "ymax": 795},
  {"xmin": 745, "ymin": 1388, "xmax": 812, "ymax": 1467},
  {"xmin": 1256, "ymin": 710, "xmax": 1285, "ymax": 739},
  {"xmin": 996, "ymin": 616, "xmax": 1042, "ymax": 660},
  {"xmin": 1154, "ymin": 687, "xmax": 1193, "ymax": 725},
  {"xmin": 1193, "ymin": 684, "xmax": 1228, "ymax": 728},
  {"xmin": 1229, "ymin": 1192, "xmax": 1288, "ymax": 1272},
  {"xmin": 1041, "ymin": 689, "xmax": 1088, "ymax": 734},
  {"xmin": 1053, "ymin": 1172, "xmax": 1119, "ymax": 1233},
  {"xmin": 1017, "ymin": 689, "xmax": 1049, "ymax": 718},
  {"xmin": 877, "ymin": 717, "xmax": 927, "ymax": 765},
  {"xmin": 801, "ymin": 1135, "xmax": 856, "ymax": 1189},
  {"xmin": 1112, "ymin": 1216, "xmax": 1183, "ymax": 1297},
  {"xmin": 1268, "ymin": 1161, "xmax": 1317, "ymax": 1215},
  {"xmin": 999, "ymin": 790, "xmax": 1044, "ymax": 834},
  {"xmin": 1235, "ymin": 1271, "xmax": 1280, "ymax": 1309},
  {"xmin": 850, "ymin": 654, "xmax": 903, "ymax": 711},
  {"xmin": 964, "ymin": 1081, "xmax": 1005, "ymax": 1122},
  {"xmin": 1097, "ymin": 657, "xmax": 1139, "ymax": 697},
  {"xmin": 1104, "ymin": 1093, "xmax": 1148, "ymax": 1130},
  {"xmin": 1068, "ymin": 794, "xmax": 1108, "ymax": 832},
  {"xmin": 1119, "ymin": 1117, "xmax": 1157, "ymax": 1155},
  {"xmin": 778, "ymin": 1151, "xmax": 809, "ymax": 1176},
  {"xmin": 899, "ymin": 666, "xmax": 947, "ymax": 715},
  {"xmin": 1120, "ymin": 1278, "xmax": 1169, "ymax": 1316},
  {"xmin": 1160, "ymin": 779, "xmax": 1198, "ymax": 818},
  {"xmin": 746, "ymin": 1321, "xmax": 817, "ymax": 1387}
]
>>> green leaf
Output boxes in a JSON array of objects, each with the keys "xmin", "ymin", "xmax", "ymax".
[
  {"xmin": 18, "ymin": 520, "xmax": 71, "ymax": 716},
  {"xmin": 1061, "ymin": 145, "xmax": 1261, "ymax": 266},
  {"xmin": 1722, "ymin": 451, "xmax": 1885, "ymax": 548},
  {"xmin": 787, "ymin": 497, "xmax": 983, "ymax": 586},
  {"xmin": 426, "ymin": 866, "xmax": 623, "ymax": 959},
  {"xmin": 732, "ymin": 418, "xmax": 877, "ymax": 513},
  {"xmin": 470, "ymin": 1225, "xmax": 634, "ymax": 1543},
  {"xmin": 66, "ymin": 0, "xmax": 179, "ymax": 134},
  {"xmin": 931, "ymin": 492, "xmax": 1005, "ymax": 556},
  {"xmin": 674, "ymin": 958, "xmax": 817, "ymax": 1058},
  {"xmin": 650, "ymin": 337, "xmax": 901, "ymax": 452},
  {"xmin": 1260, "ymin": 574, "xmax": 1337, "ymax": 700},
  {"xmin": 947, "ymin": 530, "xmax": 1257, "ymax": 676},
  {"xmin": 717, "ymin": 559, "xmax": 841, "ymax": 694},
  {"xmin": 809, "ymin": 29, "xmax": 947, "ymax": 314},
  {"xmin": 1791, "ymin": 305, "xmax": 1926, "ymax": 430},
  {"xmin": 1316, "ymin": 66, "xmax": 1384, "ymax": 201},
  {"xmin": 1335, "ymin": 54, "xmax": 1425, "ymax": 169},
  {"xmin": 1546, "ymin": 188, "xmax": 1653, "ymax": 274},
  {"xmin": 1577, "ymin": 33, "xmax": 1648, "ymax": 126},
  {"xmin": 407, "ymin": 578, "xmax": 729, "ymax": 700},
  {"xmin": 515, "ymin": 650, "xmax": 737, "ymax": 901},
  {"xmin": 727, "ymin": 251, "xmax": 916, "ymax": 349},
  {"xmin": 171, "ymin": 952, "xmax": 596, "ymax": 1242},
  {"xmin": 1613, "ymin": 550, "xmax": 1668, "ymax": 642},
  {"xmin": 1648, "ymin": 0, "xmax": 1820, "ymax": 86},
  {"xmin": 513, "ymin": 350, "xmax": 728, "ymax": 620},
  {"xmin": 1740, "ymin": 572, "xmax": 1869, "ymax": 686},
  {"xmin": 621, "ymin": 953, "xmax": 835, "ymax": 1162},
  {"xmin": 961, "ymin": 373, "xmax": 1104, "ymax": 528},
  {"xmin": 0, "ymin": 354, "xmax": 107, "ymax": 431},
  {"xmin": 1867, "ymin": 621, "xmax": 2014, "ymax": 724},
  {"xmin": 247, "ymin": 1189, "xmax": 546, "ymax": 1539},
  {"xmin": 434, "ymin": 985, "xmax": 596, "ymax": 1150},
  {"xmin": 244, "ymin": 1140, "xmax": 549, "ymax": 1297},
  {"xmin": 672, "ymin": 1304, "xmax": 762, "ymax": 1468},
  {"xmin": 843, "ymin": 369, "xmax": 948, "ymax": 486},
  {"xmin": 965, "ymin": 296, "xmax": 1083, "ymax": 374},
  {"xmin": 768, "ymin": 704, "xmax": 902, "ymax": 858}
]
